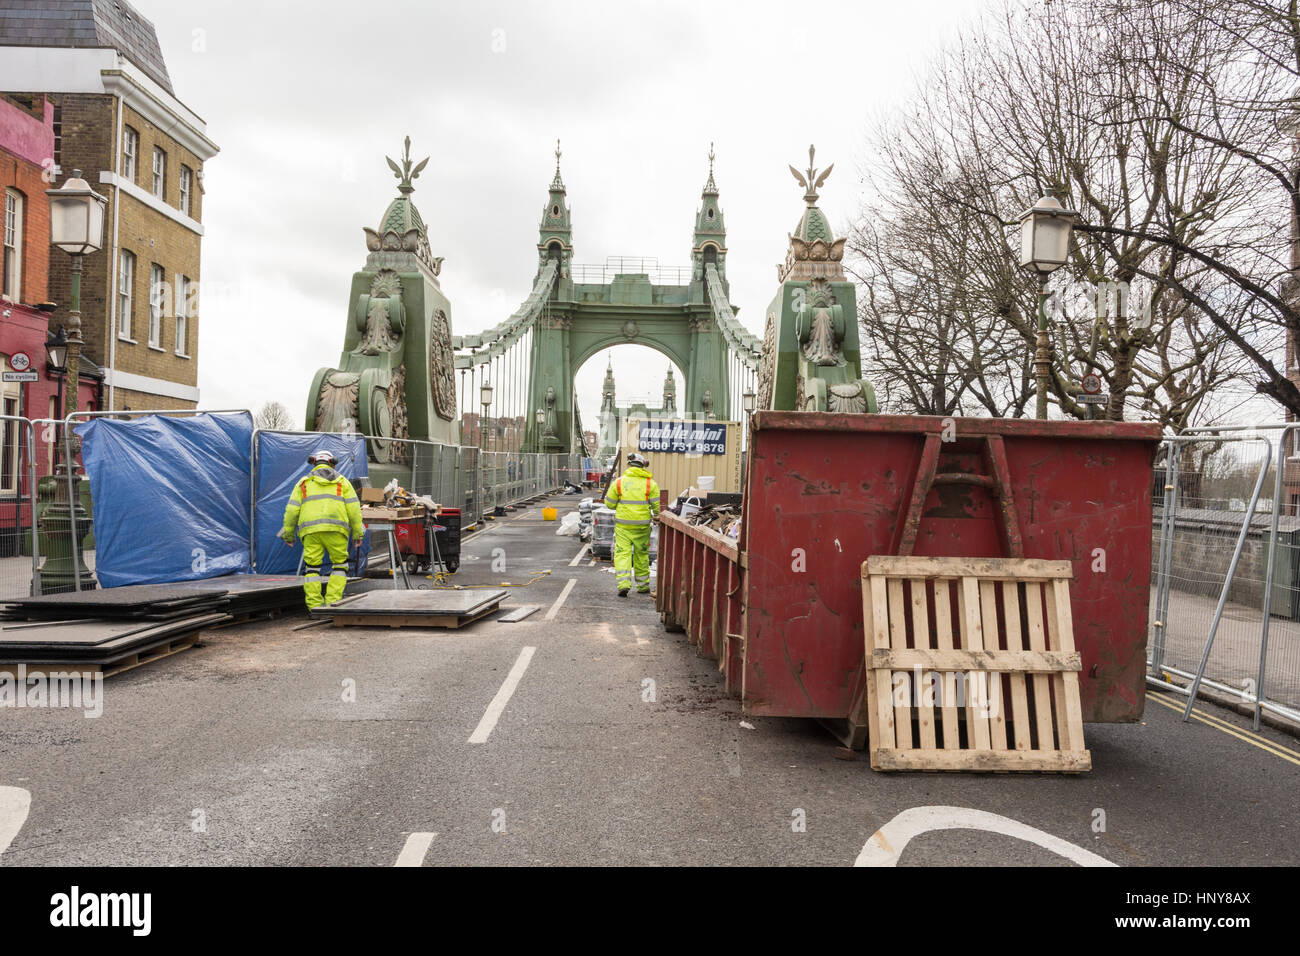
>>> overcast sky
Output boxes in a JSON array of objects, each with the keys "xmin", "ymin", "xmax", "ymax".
[{"xmin": 134, "ymin": 0, "xmax": 980, "ymax": 432}]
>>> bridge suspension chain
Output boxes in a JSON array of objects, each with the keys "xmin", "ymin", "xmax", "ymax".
[{"xmin": 704, "ymin": 262, "xmax": 762, "ymax": 375}]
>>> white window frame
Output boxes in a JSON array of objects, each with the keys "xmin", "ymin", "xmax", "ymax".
[
  {"xmin": 0, "ymin": 363, "xmax": 19, "ymax": 495},
  {"xmin": 118, "ymin": 250, "xmax": 135, "ymax": 340},
  {"xmin": 179, "ymin": 165, "xmax": 192, "ymax": 216},
  {"xmin": 2, "ymin": 189, "xmax": 21, "ymax": 303},
  {"xmin": 175, "ymin": 274, "xmax": 191, "ymax": 356},
  {"xmin": 148, "ymin": 262, "xmax": 165, "ymax": 349},
  {"xmin": 122, "ymin": 127, "xmax": 138, "ymax": 182},
  {"xmin": 151, "ymin": 147, "xmax": 166, "ymax": 199}
]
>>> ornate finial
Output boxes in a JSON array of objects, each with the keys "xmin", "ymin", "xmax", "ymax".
[
  {"xmin": 551, "ymin": 138, "xmax": 565, "ymax": 189},
  {"xmin": 788, "ymin": 143, "xmax": 833, "ymax": 206},
  {"xmin": 704, "ymin": 142, "xmax": 717, "ymax": 192},
  {"xmin": 386, "ymin": 135, "xmax": 429, "ymax": 195}
]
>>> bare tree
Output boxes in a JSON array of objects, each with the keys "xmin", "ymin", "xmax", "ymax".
[
  {"xmin": 852, "ymin": 0, "xmax": 1260, "ymax": 426},
  {"xmin": 255, "ymin": 401, "xmax": 296, "ymax": 431}
]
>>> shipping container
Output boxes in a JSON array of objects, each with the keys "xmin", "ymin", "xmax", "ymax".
[
  {"xmin": 622, "ymin": 418, "xmax": 742, "ymax": 497},
  {"xmin": 657, "ymin": 412, "xmax": 1162, "ymax": 746}
]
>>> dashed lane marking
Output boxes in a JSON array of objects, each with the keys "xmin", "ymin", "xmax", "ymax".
[
  {"xmin": 394, "ymin": 831, "xmax": 437, "ymax": 867},
  {"xmin": 1146, "ymin": 691, "xmax": 1300, "ymax": 766},
  {"xmin": 468, "ymin": 646, "xmax": 537, "ymax": 744},
  {"xmin": 544, "ymin": 578, "xmax": 577, "ymax": 621},
  {"xmin": 569, "ymin": 544, "xmax": 590, "ymax": 566}
]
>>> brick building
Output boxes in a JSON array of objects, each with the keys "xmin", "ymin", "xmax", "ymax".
[
  {"xmin": 0, "ymin": 0, "xmax": 218, "ymax": 410},
  {"xmin": 0, "ymin": 90, "xmax": 101, "ymax": 549}
]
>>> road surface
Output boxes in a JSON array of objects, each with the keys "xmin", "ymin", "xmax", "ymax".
[{"xmin": 1, "ymin": 496, "xmax": 1296, "ymax": 866}]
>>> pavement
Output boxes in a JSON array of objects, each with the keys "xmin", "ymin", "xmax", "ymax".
[{"xmin": 1, "ymin": 494, "xmax": 1297, "ymax": 867}]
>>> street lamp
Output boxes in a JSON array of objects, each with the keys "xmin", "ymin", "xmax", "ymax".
[
  {"xmin": 479, "ymin": 378, "xmax": 493, "ymax": 452},
  {"xmin": 41, "ymin": 170, "xmax": 107, "ymax": 593},
  {"xmin": 45, "ymin": 326, "xmax": 68, "ymax": 467},
  {"xmin": 1018, "ymin": 192, "xmax": 1079, "ymax": 419}
]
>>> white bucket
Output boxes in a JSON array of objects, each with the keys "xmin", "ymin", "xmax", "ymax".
[
  {"xmin": 696, "ymin": 476, "xmax": 716, "ymax": 491},
  {"xmin": 679, "ymin": 496, "xmax": 703, "ymax": 519}
]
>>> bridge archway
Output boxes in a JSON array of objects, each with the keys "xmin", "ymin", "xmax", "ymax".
[
  {"xmin": 574, "ymin": 345, "xmax": 686, "ymax": 458},
  {"xmin": 452, "ymin": 144, "xmax": 764, "ymax": 453}
]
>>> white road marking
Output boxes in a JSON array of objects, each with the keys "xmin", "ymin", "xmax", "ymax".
[
  {"xmin": 588, "ymin": 556, "xmax": 597, "ymax": 566},
  {"xmin": 544, "ymin": 578, "xmax": 577, "ymax": 621},
  {"xmin": 854, "ymin": 805, "xmax": 1116, "ymax": 867},
  {"xmin": 568, "ymin": 544, "xmax": 590, "ymax": 566},
  {"xmin": 0, "ymin": 786, "xmax": 32, "ymax": 856},
  {"xmin": 394, "ymin": 831, "xmax": 437, "ymax": 866},
  {"xmin": 468, "ymin": 646, "xmax": 537, "ymax": 744}
]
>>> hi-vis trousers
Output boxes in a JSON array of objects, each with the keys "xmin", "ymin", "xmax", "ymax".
[
  {"xmin": 303, "ymin": 530, "xmax": 350, "ymax": 609},
  {"xmin": 614, "ymin": 523, "xmax": 651, "ymax": 593}
]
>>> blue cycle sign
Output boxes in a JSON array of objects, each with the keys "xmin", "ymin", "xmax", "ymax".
[{"xmin": 638, "ymin": 420, "xmax": 726, "ymax": 455}]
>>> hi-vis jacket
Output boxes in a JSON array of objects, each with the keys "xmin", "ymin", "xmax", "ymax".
[
  {"xmin": 603, "ymin": 466, "xmax": 661, "ymax": 527},
  {"xmin": 282, "ymin": 465, "xmax": 365, "ymax": 541}
]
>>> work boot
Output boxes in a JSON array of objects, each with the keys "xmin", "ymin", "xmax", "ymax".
[{"xmin": 618, "ymin": 588, "xmax": 629, "ymax": 598}]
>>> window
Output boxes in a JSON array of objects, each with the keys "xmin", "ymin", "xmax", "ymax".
[
  {"xmin": 2, "ymin": 189, "xmax": 21, "ymax": 303},
  {"xmin": 175, "ymin": 275, "xmax": 191, "ymax": 355},
  {"xmin": 151, "ymin": 147, "xmax": 166, "ymax": 199},
  {"xmin": 179, "ymin": 165, "xmax": 192, "ymax": 215},
  {"xmin": 122, "ymin": 126, "xmax": 139, "ymax": 181},
  {"xmin": 118, "ymin": 250, "xmax": 135, "ymax": 339},
  {"xmin": 46, "ymin": 396, "xmax": 56, "ymax": 474},
  {"xmin": 52, "ymin": 103, "xmax": 61, "ymax": 171},
  {"xmin": 0, "ymin": 366, "xmax": 18, "ymax": 495},
  {"xmin": 148, "ymin": 263, "xmax": 165, "ymax": 348}
]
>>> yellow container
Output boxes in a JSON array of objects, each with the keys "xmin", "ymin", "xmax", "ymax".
[{"xmin": 542, "ymin": 507, "xmax": 558, "ymax": 521}]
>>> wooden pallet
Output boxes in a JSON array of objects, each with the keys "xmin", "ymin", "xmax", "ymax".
[
  {"xmin": 862, "ymin": 556, "xmax": 1090, "ymax": 773},
  {"xmin": 361, "ymin": 506, "xmax": 417, "ymax": 521}
]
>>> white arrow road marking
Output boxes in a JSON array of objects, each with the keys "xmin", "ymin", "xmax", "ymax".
[
  {"xmin": 0, "ymin": 786, "xmax": 32, "ymax": 856},
  {"xmin": 468, "ymin": 646, "xmax": 537, "ymax": 744},
  {"xmin": 394, "ymin": 831, "xmax": 437, "ymax": 867},
  {"xmin": 855, "ymin": 805, "xmax": 1116, "ymax": 867}
]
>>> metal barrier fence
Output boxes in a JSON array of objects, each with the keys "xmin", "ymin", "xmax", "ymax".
[
  {"xmin": 32, "ymin": 411, "xmax": 581, "ymax": 594},
  {"xmin": 1149, "ymin": 425, "xmax": 1300, "ymax": 729}
]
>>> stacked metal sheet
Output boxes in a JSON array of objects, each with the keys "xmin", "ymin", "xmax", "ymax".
[
  {"xmin": 309, "ymin": 588, "xmax": 509, "ymax": 629},
  {"xmin": 0, "ymin": 575, "xmax": 307, "ymax": 672}
]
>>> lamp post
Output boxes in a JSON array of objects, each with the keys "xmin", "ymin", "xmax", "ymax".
[
  {"xmin": 44, "ymin": 327, "xmax": 68, "ymax": 466},
  {"xmin": 1018, "ymin": 192, "xmax": 1079, "ymax": 420},
  {"xmin": 479, "ymin": 378, "xmax": 493, "ymax": 452},
  {"xmin": 40, "ymin": 171, "xmax": 107, "ymax": 592}
]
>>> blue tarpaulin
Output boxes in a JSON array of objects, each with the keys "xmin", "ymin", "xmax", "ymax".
[
  {"xmin": 253, "ymin": 431, "xmax": 369, "ymax": 574},
  {"xmin": 78, "ymin": 412, "xmax": 255, "ymax": 588}
]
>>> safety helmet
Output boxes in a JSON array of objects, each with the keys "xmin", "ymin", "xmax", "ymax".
[
  {"xmin": 308, "ymin": 450, "xmax": 338, "ymax": 466},
  {"xmin": 627, "ymin": 452, "xmax": 649, "ymax": 468}
]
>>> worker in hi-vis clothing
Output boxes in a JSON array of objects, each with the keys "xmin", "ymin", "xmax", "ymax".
[
  {"xmin": 279, "ymin": 450, "xmax": 365, "ymax": 609},
  {"xmin": 603, "ymin": 451, "xmax": 661, "ymax": 597}
]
